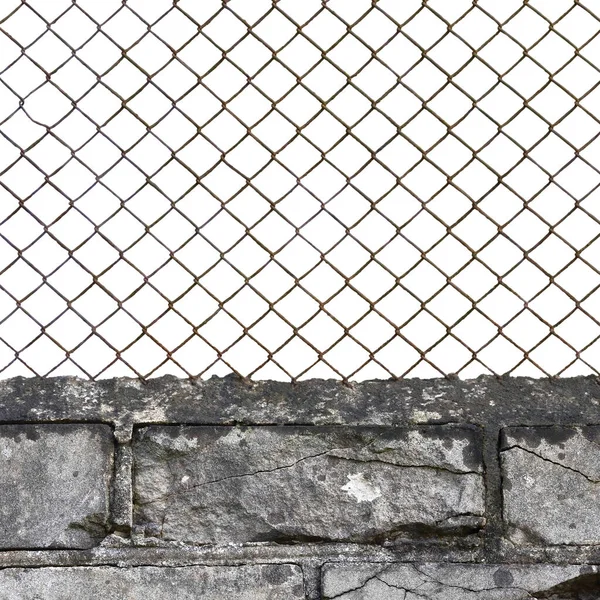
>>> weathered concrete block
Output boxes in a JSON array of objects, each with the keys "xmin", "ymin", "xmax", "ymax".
[
  {"xmin": 133, "ymin": 425, "xmax": 484, "ymax": 544},
  {"xmin": 0, "ymin": 424, "xmax": 113, "ymax": 549},
  {"xmin": 322, "ymin": 562, "xmax": 600, "ymax": 599},
  {"xmin": 502, "ymin": 426, "xmax": 600, "ymax": 546},
  {"xmin": 0, "ymin": 564, "xmax": 304, "ymax": 599}
]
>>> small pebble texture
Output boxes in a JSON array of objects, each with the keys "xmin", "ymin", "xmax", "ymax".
[
  {"xmin": 0, "ymin": 424, "xmax": 113, "ymax": 549},
  {"xmin": 322, "ymin": 562, "xmax": 600, "ymax": 599},
  {"xmin": 502, "ymin": 426, "xmax": 600, "ymax": 545},
  {"xmin": 0, "ymin": 565, "xmax": 305, "ymax": 599},
  {"xmin": 133, "ymin": 425, "xmax": 484, "ymax": 544}
]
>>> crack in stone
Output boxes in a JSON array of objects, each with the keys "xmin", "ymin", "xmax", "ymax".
[
  {"xmin": 328, "ymin": 564, "xmax": 583, "ymax": 599},
  {"xmin": 374, "ymin": 576, "xmax": 424, "ymax": 599},
  {"xmin": 325, "ymin": 567, "xmax": 435, "ymax": 600},
  {"xmin": 432, "ymin": 513, "xmax": 483, "ymax": 525},
  {"xmin": 324, "ymin": 565, "xmax": 391, "ymax": 599},
  {"xmin": 137, "ymin": 449, "xmax": 478, "ymax": 508},
  {"xmin": 135, "ymin": 436, "xmax": 482, "ymax": 542},
  {"xmin": 502, "ymin": 444, "xmax": 600, "ymax": 484},
  {"xmin": 409, "ymin": 565, "xmax": 600, "ymax": 599},
  {"xmin": 136, "ymin": 448, "xmax": 341, "ymax": 507},
  {"xmin": 326, "ymin": 453, "xmax": 479, "ymax": 476},
  {"xmin": 410, "ymin": 564, "xmax": 535, "ymax": 597}
]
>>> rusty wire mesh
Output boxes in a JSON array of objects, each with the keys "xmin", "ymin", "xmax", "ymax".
[{"xmin": 1, "ymin": 0, "xmax": 600, "ymax": 381}]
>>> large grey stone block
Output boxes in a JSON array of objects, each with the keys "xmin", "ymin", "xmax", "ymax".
[
  {"xmin": 0, "ymin": 565, "xmax": 304, "ymax": 599},
  {"xmin": 0, "ymin": 424, "xmax": 113, "ymax": 549},
  {"xmin": 322, "ymin": 562, "xmax": 600, "ymax": 599},
  {"xmin": 502, "ymin": 426, "xmax": 600, "ymax": 546},
  {"xmin": 133, "ymin": 425, "xmax": 484, "ymax": 544}
]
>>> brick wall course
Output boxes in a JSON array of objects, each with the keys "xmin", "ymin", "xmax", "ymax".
[
  {"xmin": 0, "ymin": 565, "xmax": 304, "ymax": 599},
  {"xmin": 1, "ymin": 376, "xmax": 600, "ymax": 597}
]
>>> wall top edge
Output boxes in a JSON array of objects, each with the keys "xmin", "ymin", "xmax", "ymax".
[{"xmin": 0, "ymin": 374, "xmax": 599, "ymax": 427}]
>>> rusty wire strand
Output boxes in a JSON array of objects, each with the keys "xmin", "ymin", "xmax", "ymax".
[{"xmin": 0, "ymin": 0, "xmax": 599, "ymax": 381}]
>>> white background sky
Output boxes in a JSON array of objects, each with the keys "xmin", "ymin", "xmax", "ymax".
[{"xmin": 0, "ymin": 0, "xmax": 599, "ymax": 381}]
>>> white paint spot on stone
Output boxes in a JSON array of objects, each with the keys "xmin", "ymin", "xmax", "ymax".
[
  {"xmin": 341, "ymin": 473, "xmax": 382, "ymax": 503},
  {"xmin": 155, "ymin": 432, "xmax": 198, "ymax": 451},
  {"xmin": 181, "ymin": 475, "xmax": 189, "ymax": 484},
  {"xmin": 411, "ymin": 409, "xmax": 442, "ymax": 422}
]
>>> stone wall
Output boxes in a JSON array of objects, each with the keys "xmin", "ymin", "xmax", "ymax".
[{"xmin": 2, "ymin": 375, "xmax": 600, "ymax": 598}]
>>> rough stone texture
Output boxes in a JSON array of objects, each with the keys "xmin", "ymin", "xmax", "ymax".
[
  {"xmin": 1, "ymin": 375, "xmax": 598, "ymax": 563},
  {"xmin": 0, "ymin": 564, "xmax": 304, "ymax": 599},
  {"xmin": 502, "ymin": 426, "xmax": 600, "ymax": 546},
  {"xmin": 0, "ymin": 424, "xmax": 113, "ymax": 549},
  {"xmin": 133, "ymin": 425, "xmax": 484, "ymax": 544},
  {"xmin": 2, "ymin": 375, "xmax": 600, "ymax": 428},
  {"xmin": 2, "ymin": 376, "xmax": 600, "ymax": 576},
  {"xmin": 322, "ymin": 563, "xmax": 600, "ymax": 599}
]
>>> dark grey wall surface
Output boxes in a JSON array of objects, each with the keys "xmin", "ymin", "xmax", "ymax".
[{"xmin": 2, "ymin": 375, "xmax": 600, "ymax": 598}]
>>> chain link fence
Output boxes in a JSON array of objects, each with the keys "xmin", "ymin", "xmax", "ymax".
[{"xmin": 0, "ymin": 0, "xmax": 599, "ymax": 381}]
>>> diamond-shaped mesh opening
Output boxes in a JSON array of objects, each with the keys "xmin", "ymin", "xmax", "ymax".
[{"xmin": 1, "ymin": 0, "xmax": 600, "ymax": 381}]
